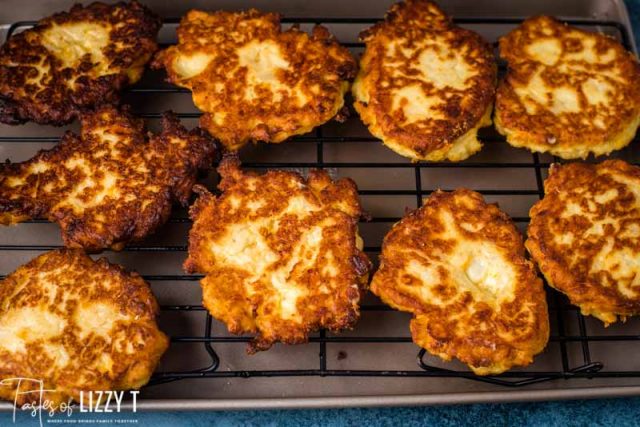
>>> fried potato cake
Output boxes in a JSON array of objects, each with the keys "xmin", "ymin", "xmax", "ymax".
[
  {"xmin": 495, "ymin": 16, "xmax": 640, "ymax": 159},
  {"xmin": 0, "ymin": 249, "xmax": 168, "ymax": 407},
  {"xmin": 352, "ymin": 0, "xmax": 497, "ymax": 162},
  {"xmin": 0, "ymin": 106, "xmax": 215, "ymax": 252},
  {"xmin": 184, "ymin": 158, "xmax": 371, "ymax": 352},
  {"xmin": 527, "ymin": 160, "xmax": 640, "ymax": 325},
  {"xmin": 0, "ymin": 1, "xmax": 161, "ymax": 125},
  {"xmin": 152, "ymin": 9, "xmax": 357, "ymax": 151},
  {"xmin": 371, "ymin": 189, "xmax": 549, "ymax": 375}
]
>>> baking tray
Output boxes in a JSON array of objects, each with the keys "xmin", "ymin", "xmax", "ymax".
[{"xmin": 1, "ymin": 0, "xmax": 640, "ymax": 411}]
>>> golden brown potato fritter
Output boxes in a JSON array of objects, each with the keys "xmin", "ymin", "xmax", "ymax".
[
  {"xmin": 352, "ymin": 0, "xmax": 496, "ymax": 161},
  {"xmin": 184, "ymin": 158, "xmax": 370, "ymax": 352},
  {"xmin": 0, "ymin": 106, "xmax": 215, "ymax": 252},
  {"xmin": 0, "ymin": 1, "xmax": 161, "ymax": 125},
  {"xmin": 0, "ymin": 249, "xmax": 168, "ymax": 407},
  {"xmin": 371, "ymin": 189, "xmax": 549, "ymax": 375},
  {"xmin": 527, "ymin": 160, "xmax": 640, "ymax": 325},
  {"xmin": 153, "ymin": 9, "xmax": 357, "ymax": 151},
  {"xmin": 495, "ymin": 16, "xmax": 640, "ymax": 159}
]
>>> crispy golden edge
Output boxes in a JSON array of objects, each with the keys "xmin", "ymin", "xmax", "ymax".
[
  {"xmin": 0, "ymin": 1, "xmax": 161, "ymax": 125},
  {"xmin": 184, "ymin": 157, "xmax": 371, "ymax": 352},
  {"xmin": 495, "ymin": 102, "xmax": 640, "ymax": 159},
  {"xmin": 152, "ymin": 9, "xmax": 357, "ymax": 150},
  {"xmin": 0, "ymin": 106, "xmax": 216, "ymax": 251},
  {"xmin": 352, "ymin": 0, "xmax": 497, "ymax": 161},
  {"xmin": 371, "ymin": 189, "xmax": 549, "ymax": 375},
  {"xmin": 495, "ymin": 15, "xmax": 640, "ymax": 159},
  {"xmin": 0, "ymin": 249, "xmax": 169, "ymax": 407},
  {"xmin": 526, "ymin": 160, "xmax": 640, "ymax": 325},
  {"xmin": 365, "ymin": 103, "xmax": 493, "ymax": 162}
]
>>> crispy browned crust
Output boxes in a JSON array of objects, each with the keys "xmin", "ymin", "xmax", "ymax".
[
  {"xmin": 0, "ymin": 1, "xmax": 161, "ymax": 125},
  {"xmin": 0, "ymin": 106, "xmax": 215, "ymax": 251},
  {"xmin": 527, "ymin": 160, "xmax": 640, "ymax": 325},
  {"xmin": 352, "ymin": 0, "xmax": 496, "ymax": 161},
  {"xmin": 495, "ymin": 16, "xmax": 640, "ymax": 158},
  {"xmin": 371, "ymin": 189, "xmax": 549, "ymax": 375},
  {"xmin": 152, "ymin": 9, "xmax": 357, "ymax": 151},
  {"xmin": 184, "ymin": 157, "xmax": 371, "ymax": 352},
  {"xmin": 0, "ymin": 249, "xmax": 168, "ymax": 407}
]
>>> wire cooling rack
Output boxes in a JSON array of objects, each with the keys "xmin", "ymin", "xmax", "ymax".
[{"xmin": 2, "ymin": 15, "xmax": 640, "ymax": 394}]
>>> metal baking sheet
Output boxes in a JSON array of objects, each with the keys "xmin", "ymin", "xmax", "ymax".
[{"xmin": 0, "ymin": 0, "xmax": 639, "ymax": 411}]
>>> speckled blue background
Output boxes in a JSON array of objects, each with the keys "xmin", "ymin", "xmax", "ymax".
[
  {"xmin": 4, "ymin": 396, "xmax": 640, "ymax": 426},
  {"xmin": 3, "ymin": 2, "xmax": 640, "ymax": 426}
]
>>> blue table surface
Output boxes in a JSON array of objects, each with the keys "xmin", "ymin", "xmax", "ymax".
[{"xmin": 5, "ymin": 2, "xmax": 640, "ymax": 426}]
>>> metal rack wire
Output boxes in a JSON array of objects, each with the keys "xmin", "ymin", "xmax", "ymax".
[{"xmin": 2, "ymin": 16, "xmax": 640, "ymax": 391}]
